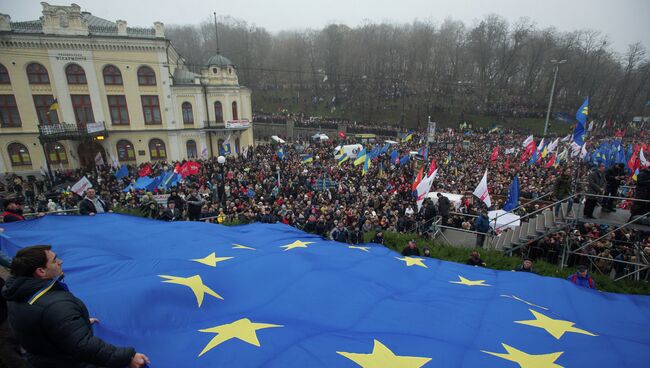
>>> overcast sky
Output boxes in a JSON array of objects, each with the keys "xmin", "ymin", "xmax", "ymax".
[{"xmin": 5, "ymin": 0, "xmax": 649, "ymax": 55}]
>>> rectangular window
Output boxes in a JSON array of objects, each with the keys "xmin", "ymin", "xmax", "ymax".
[
  {"xmin": 71, "ymin": 94, "xmax": 95, "ymax": 124},
  {"xmin": 33, "ymin": 95, "xmax": 59, "ymax": 125},
  {"xmin": 0, "ymin": 95, "xmax": 21, "ymax": 127},
  {"xmin": 141, "ymin": 95, "xmax": 161, "ymax": 125},
  {"xmin": 107, "ymin": 95, "xmax": 129, "ymax": 125}
]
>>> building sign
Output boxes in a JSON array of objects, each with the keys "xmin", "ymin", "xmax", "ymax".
[
  {"xmin": 86, "ymin": 122, "xmax": 104, "ymax": 134},
  {"xmin": 225, "ymin": 119, "xmax": 251, "ymax": 129},
  {"xmin": 55, "ymin": 52, "xmax": 87, "ymax": 61}
]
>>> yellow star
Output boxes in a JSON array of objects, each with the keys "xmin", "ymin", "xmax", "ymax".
[
  {"xmin": 158, "ymin": 274, "xmax": 223, "ymax": 307},
  {"xmin": 395, "ymin": 256, "xmax": 428, "ymax": 268},
  {"xmin": 349, "ymin": 246, "xmax": 370, "ymax": 252},
  {"xmin": 191, "ymin": 252, "xmax": 233, "ymax": 267},
  {"xmin": 232, "ymin": 243, "xmax": 256, "ymax": 250},
  {"xmin": 198, "ymin": 318, "xmax": 283, "ymax": 357},
  {"xmin": 449, "ymin": 276, "xmax": 491, "ymax": 287},
  {"xmin": 280, "ymin": 240, "xmax": 314, "ymax": 251},
  {"xmin": 481, "ymin": 343, "xmax": 564, "ymax": 368},
  {"xmin": 515, "ymin": 309, "xmax": 597, "ymax": 339},
  {"xmin": 337, "ymin": 339, "xmax": 431, "ymax": 368}
]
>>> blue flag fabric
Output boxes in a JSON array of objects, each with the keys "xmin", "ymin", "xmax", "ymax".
[
  {"xmin": 2, "ymin": 215, "xmax": 650, "ymax": 368},
  {"xmin": 390, "ymin": 149, "xmax": 399, "ymax": 164},
  {"xmin": 573, "ymin": 97, "xmax": 589, "ymax": 146},
  {"xmin": 399, "ymin": 154, "xmax": 410, "ymax": 166},
  {"xmin": 114, "ymin": 164, "xmax": 128, "ymax": 179},
  {"xmin": 502, "ymin": 175, "xmax": 519, "ymax": 212}
]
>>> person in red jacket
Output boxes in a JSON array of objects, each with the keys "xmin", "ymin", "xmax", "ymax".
[{"xmin": 1, "ymin": 199, "xmax": 25, "ymax": 223}]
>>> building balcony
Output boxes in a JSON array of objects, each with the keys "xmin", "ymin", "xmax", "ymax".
[{"xmin": 38, "ymin": 121, "xmax": 109, "ymax": 143}]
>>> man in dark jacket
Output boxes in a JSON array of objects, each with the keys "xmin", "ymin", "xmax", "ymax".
[
  {"xmin": 602, "ymin": 163, "xmax": 625, "ymax": 212},
  {"xmin": 0, "ymin": 276, "xmax": 29, "ymax": 368},
  {"xmin": 583, "ymin": 164, "xmax": 606, "ymax": 219},
  {"xmin": 630, "ymin": 166, "xmax": 650, "ymax": 219},
  {"xmin": 1, "ymin": 245, "xmax": 150, "ymax": 368},
  {"xmin": 437, "ymin": 193, "xmax": 451, "ymax": 230},
  {"xmin": 474, "ymin": 210, "xmax": 490, "ymax": 247},
  {"xmin": 185, "ymin": 189, "xmax": 204, "ymax": 221},
  {"xmin": 401, "ymin": 240, "xmax": 421, "ymax": 256},
  {"xmin": 1, "ymin": 199, "xmax": 25, "ymax": 222},
  {"xmin": 158, "ymin": 201, "xmax": 183, "ymax": 222},
  {"xmin": 330, "ymin": 222, "xmax": 350, "ymax": 243},
  {"xmin": 553, "ymin": 168, "xmax": 573, "ymax": 217},
  {"xmin": 78, "ymin": 188, "xmax": 110, "ymax": 216}
]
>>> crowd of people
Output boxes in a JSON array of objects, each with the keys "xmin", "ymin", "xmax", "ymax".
[{"xmin": 1, "ymin": 126, "xmax": 649, "ymax": 276}]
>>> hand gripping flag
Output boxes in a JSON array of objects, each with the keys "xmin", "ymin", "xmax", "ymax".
[
  {"xmin": 472, "ymin": 169, "xmax": 491, "ymax": 207},
  {"xmin": 2, "ymin": 215, "xmax": 650, "ymax": 367}
]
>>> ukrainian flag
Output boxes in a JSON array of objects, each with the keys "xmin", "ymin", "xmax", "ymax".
[
  {"xmin": 362, "ymin": 154, "xmax": 370, "ymax": 175},
  {"xmin": 337, "ymin": 153, "xmax": 349, "ymax": 166},
  {"xmin": 401, "ymin": 131, "xmax": 414, "ymax": 142},
  {"xmin": 300, "ymin": 154, "xmax": 314, "ymax": 164},
  {"xmin": 353, "ymin": 148, "xmax": 366, "ymax": 166},
  {"xmin": 47, "ymin": 98, "xmax": 59, "ymax": 115}
]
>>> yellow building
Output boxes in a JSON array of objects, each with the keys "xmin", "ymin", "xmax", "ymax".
[{"xmin": 0, "ymin": 2, "xmax": 253, "ymax": 175}]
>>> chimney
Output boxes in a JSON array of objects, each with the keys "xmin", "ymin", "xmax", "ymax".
[
  {"xmin": 154, "ymin": 21, "xmax": 164, "ymax": 38},
  {"xmin": 116, "ymin": 20, "xmax": 127, "ymax": 36},
  {"xmin": 0, "ymin": 14, "xmax": 11, "ymax": 32}
]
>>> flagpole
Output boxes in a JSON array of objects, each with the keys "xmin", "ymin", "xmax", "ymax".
[{"xmin": 543, "ymin": 59, "xmax": 566, "ymax": 137}]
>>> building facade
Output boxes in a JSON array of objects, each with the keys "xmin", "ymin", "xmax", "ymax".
[{"xmin": 0, "ymin": 2, "xmax": 253, "ymax": 175}]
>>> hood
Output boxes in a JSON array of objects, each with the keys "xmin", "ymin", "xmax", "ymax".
[{"xmin": 1, "ymin": 275, "xmax": 58, "ymax": 302}]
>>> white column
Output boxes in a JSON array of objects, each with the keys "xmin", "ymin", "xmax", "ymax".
[
  {"xmin": 158, "ymin": 51, "xmax": 175, "ymax": 130},
  {"xmin": 167, "ymin": 132, "xmax": 180, "ymax": 161},
  {"xmin": 47, "ymin": 50, "xmax": 75, "ymax": 123}
]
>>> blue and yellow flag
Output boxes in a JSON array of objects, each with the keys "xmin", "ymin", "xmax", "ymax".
[
  {"xmin": 401, "ymin": 131, "xmax": 414, "ymax": 142},
  {"xmin": 362, "ymin": 154, "xmax": 370, "ymax": 175},
  {"xmin": 337, "ymin": 153, "xmax": 349, "ymax": 166},
  {"xmin": 573, "ymin": 97, "xmax": 589, "ymax": 146},
  {"xmin": 2, "ymin": 214, "xmax": 650, "ymax": 367},
  {"xmin": 300, "ymin": 154, "xmax": 313, "ymax": 164},
  {"xmin": 276, "ymin": 145, "xmax": 286, "ymax": 161},
  {"xmin": 353, "ymin": 148, "xmax": 366, "ymax": 166}
]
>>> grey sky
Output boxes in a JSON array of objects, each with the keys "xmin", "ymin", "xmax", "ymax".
[{"xmin": 4, "ymin": 0, "xmax": 649, "ymax": 55}]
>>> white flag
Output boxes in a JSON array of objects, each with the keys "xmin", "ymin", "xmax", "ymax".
[
  {"xmin": 522, "ymin": 135, "xmax": 534, "ymax": 148},
  {"xmin": 200, "ymin": 146, "xmax": 208, "ymax": 160},
  {"xmin": 641, "ymin": 149, "xmax": 650, "ymax": 167},
  {"xmin": 71, "ymin": 176, "xmax": 93, "ymax": 196},
  {"xmin": 505, "ymin": 148, "xmax": 516, "ymax": 155},
  {"xmin": 472, "ymin": 169, "xmax": 491, "ymax": 207},
  {"xmin": 588, "ymin": 121, "xmax": 594, "ymax": 132},
  {"xmin": 561, "ymin": 134, "xmax": 572, "ymax": 142},
  {"xmin": 536, "ymin": 138, "xmax": 545, "ymax": 152},
  {"xmin": 546, "ymin": 138, "xmax": 559, "ymax": 153},
  {"xmin": 580, "ymin": 144, "xmax": 588, "ymax": 159},
  {"xmin": 94, "ymin": 152, "xmax": 104, "ymax": 166},
  {"xmin": 570, "ymin": 142, "xmax": 581, "ymax": 157},
  {"xmin": 416, "ymin": 169, "xmax": 438, "ymax": 211}
]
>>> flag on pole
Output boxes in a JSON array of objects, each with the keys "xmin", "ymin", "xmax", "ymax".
[
  {"xmin": 412, "ymin": 166, "xmax": 424, "ymax": 192},
  {"xmin": 573, "ymin": 97, "xmax": 589, "ymax": 146},
  {"xmin": 502, "ymin": 175, "xmax": 519, "ymax": 212},
  {"xmin": 415, "ymin": 169, "xmax": 437, "ymax": 210},
  {"xmin": 337, "ymin": 153, "xmax": 349, "ymax": 166},
  {"xmin": 71, "ymin": 176, "xmax": 93, "ymax": 196},
  {"xmin": 201, "ymin": 146, "xmax": 209, "ymax": 160},
  {"xmin": 47, "ymin": 98, "xmax": 59, "ymax": 115},
  {"xmin": 472, "ymin": 169, "xmax": 491, "ymax": 207},
  {"xmin": 545, "ymin": 153, "xmax": 557, "ymax": 168},
  {"xmin": 640, "ymin": 149, "xmax": 649, "ymax": 167},
  {"xmin": 522, "ymin": 135, "xmax": 534, "ymax": 148},
  {"xmin": 300, "ymin": 154, "xmax": 314, "ymax": 164},
  {"xmin": 504, "ymin": 148, "xmax": 515, "ymax": 155},
  {"xmin": 138, "ymin": 164, "xmax": 152, "ymax": 177},
  {"xmin": 354, "ymin": 148, "xmax": 367, "ymax": 166},
  {"xmin": 427, "ymin": 159, "xmax": 437, "ymax": 176},
  {"xmin": 114, "ymin": 164, "xmax": 128, "ymax": 179},
  {"xmin": 94, "ymin": 152, "xmax": 104, "ymax": 167},
  {"xmin": 361, "ymin": 155, "xmax": 371, "ymax": 176}
]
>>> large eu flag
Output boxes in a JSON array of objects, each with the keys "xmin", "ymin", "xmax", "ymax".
[{"xmin": 1, "ymin": 214, "xmax": 650, "ymax": 367}]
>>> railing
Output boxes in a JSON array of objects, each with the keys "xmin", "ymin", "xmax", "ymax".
[{"xmin": 38, "ymin": 121, "xmax": 108, "ymax": 142}]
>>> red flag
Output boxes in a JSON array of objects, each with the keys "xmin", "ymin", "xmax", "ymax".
[
  {"xmin": 490, "ymin": 146, "xmax": 499, "ymax": 162},
  {"xmin": 412, "ymin": 166, "xmax": 424, "ymax": 192},
  {"xmin": 545, "ymin": 153, "xmax": 556, "ymax": 168},
  {"xmin": 504, "ymin": 157, "xmax": 510, "ymax": 171},
  {"xmin": 427, "ymin": 159, "xmax": 437, "ymax": 176},
  {"xmin": 173, "ymin": 163, "xmax": 181, "ymax": 174},
  {"xmin": 138, "ymin": 164, "xmax": 151, "ymax": 177},
  {"xmin": 180, "ymin": 161, "xmax": 201, "ymax": 177},
  {"xmin": 629, "ymin": 145, "xmax": 640, "ymax": 171},
  {"xmin": 338, "ymin": 131, "xmax": 346, "ymax": 139}
]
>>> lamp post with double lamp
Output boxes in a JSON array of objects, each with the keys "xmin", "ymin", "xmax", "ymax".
[
  {"xmin": 543, "ymin": 59, "xmax": 567, "ymax": 137},
  {"xmin": 217, "ymin": 155, "xmax": 226, "ymax": 207}
]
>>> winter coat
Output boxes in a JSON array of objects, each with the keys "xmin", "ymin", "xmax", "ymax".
[
  {"xmin": 553, "ymin": 174, "xmax": 572, "ymax": 200},
  {"xmin": 78, "ymin": 197, "xmax": 109, "ymax": 215},
  {"xmin": 586, "ymin": 170, "xmax": 606, "ymax": 195},
  {"xmin": 1, "ymin": 275, "xmax": 135, "ymax": 368}
]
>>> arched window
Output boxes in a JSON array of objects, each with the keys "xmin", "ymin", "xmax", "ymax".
[
  {"xmin": 182, "ymin": 102, "xmax": 194, "ymax": 124},
  {"xmin": 149, "ymin": 138, "xmax": 166, "ymax": 160},
  {"xmin": 0, "ymin": 64, "xmax": 10, "ymax": 84},
  {"xmin": 116, "ymin": 139, "xmax": 136, "ymax": 161},
  {"xmin": 231, "ymin": 101, "xmax": 238, "ymax": 120},
  {"xmin": 26, "ymin": 63, "xmax": 49, "ymax": 84},
  {"xmin": 45, "ymin": 142, "xmax": 68, "ymax": 164},
  {"xmin": 186, "ymin": 140, "xmax": 197, "ymax": 158},
  {"xmin": 214, "ymin": 101, "xmax": 223, "ymax": 123},
  {"xmin": 137, "ymin": 66, "xmax": 156, "ymax": 86},
  {"xmin": 103, "ymin": 65, "xmax": 123, "ymax": 85},
  {"xmin": 7, "ymin": 142, "xmax": 31, "ymax": 166},
  {"xmin": 65, "ymin": 64, "xmax": 87, "ymax": 84}
]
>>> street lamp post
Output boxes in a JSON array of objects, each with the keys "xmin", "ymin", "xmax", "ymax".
[
  {"xmin": 217, "ymin": 155, "xmax": 226, "ymax": 207},
  {"xmin": 543, "ymin": 59, "xmax": 567, "ymax": 137}
]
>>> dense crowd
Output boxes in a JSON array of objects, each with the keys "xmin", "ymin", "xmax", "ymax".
[{"xmin": 2, "ymin": 126, "xmax": 650, "ymax": 277}]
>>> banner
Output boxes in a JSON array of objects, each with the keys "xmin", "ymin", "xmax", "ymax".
[
  {"xmin": 86, "ymin": 122, "xmax": 104, "ymax": 134},
  {"xmin": 225, "ymin": 119, "xmax": 251, "ymax": 129},
  {"xmin": 427, "ymin": 121, "xmax": 436, "ymax": 143},
  {"xmin": 70, "ymin": 176, "xmax": 93, "ymax": 196},
  {"xmin": 152, "ymin": 194, "xmax": 171, "ymax": 206}
]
